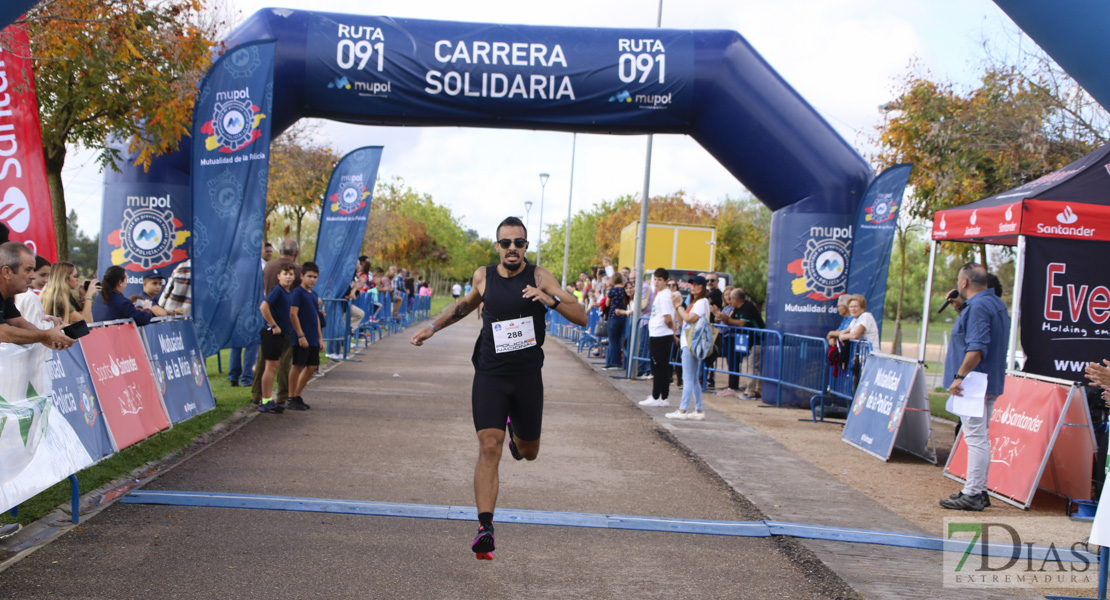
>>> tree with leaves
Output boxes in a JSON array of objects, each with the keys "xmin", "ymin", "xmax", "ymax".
[
  {"xmin": 713, "ymin": 195, "xmax": 772, "ymax": 303},
  {"xmin": 266, "ymin": 124, "xmax": 341, "ymax": 248},
  {"xmin": 16, "ymin": 0, "xmax": 217, "ymax": 259},
  {"xmin": 874, "ymin": 63, "xmax": 1104, "ymax": 264}
]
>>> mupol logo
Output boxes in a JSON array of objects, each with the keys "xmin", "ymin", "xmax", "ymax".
[
  {"xmin": 1057, "ymin": 205, "xmax": 1078, "ymax": 224},
  {"xmin": 608, "ymin": 90, "xmax": 632, "ymax": 103},
  {"xmin": 201, "ymin": 87, "xmax": 267, "ymax": 154},
  {"xmin": 0, "ymin": 187, "xmax": 30, "ymax": 233},
  {"xmin": 864, "ymin": 192, "xmax": 898, "ymax": 224},
  {"xmin": 787, "ymin": 229, "xmax": 851, "ymax": 301},
  {"xmin": 328, "ymin": 75, "xmax": 351, "ymax": 90},
  {"xmin": 110, "ymin": 206, "xmax": 186, "ymax": 270}
]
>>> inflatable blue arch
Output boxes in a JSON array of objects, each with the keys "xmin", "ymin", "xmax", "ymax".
[{"xmin": 107, "ymin": 8, "xmax": 874, "ymax": 342}]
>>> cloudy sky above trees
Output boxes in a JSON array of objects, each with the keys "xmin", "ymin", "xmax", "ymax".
[{"xmin": 63, "ymin": 0, "xmax": 1022, "ymax": 241}]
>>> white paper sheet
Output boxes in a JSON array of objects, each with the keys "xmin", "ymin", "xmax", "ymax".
[{"xmin": 945, "ymin": 371, "xmax": 987, "ymax": 419}]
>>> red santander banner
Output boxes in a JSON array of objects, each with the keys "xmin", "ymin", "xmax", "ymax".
[
  {"xmin": 81, "ymin": 322, "xmax": 169, "ymax": 449},
  {"xmin": 944, "ymin": 375, "xmax": 1083, "ymax": 506},
  {"xmin": 0, "ymin": 23, "xmax": 56, "ymax": 261}
]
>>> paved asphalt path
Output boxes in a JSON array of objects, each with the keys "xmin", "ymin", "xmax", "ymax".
[{"xmin": 0, "ymin": 317, "xmax": 856, "ymax": 599}]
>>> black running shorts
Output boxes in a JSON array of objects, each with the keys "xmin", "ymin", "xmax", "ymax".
[
  {"xmin": 471, "ymin": 370, "xmax": 543, "ymax": 440},
  {"xmin": 260, "ymin": 328, "xmax": 289, "ymax": 361},
  {"xmin": 292, "ymin": 345, "xmax": 320, "ymax": 366}
]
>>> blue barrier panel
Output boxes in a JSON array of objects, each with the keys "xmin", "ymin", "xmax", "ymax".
[
  {"xmin": 48, "ymin": 345, "xmax": 115, "ymax": 462},
  {"xmin": 320, "ymin": 298, "xmax": 353, "ymax": 358},
  {"xmin": 779, "ymin": 334, "xmax": 829, "ymax": 407},
  {"xmin": 841, "ymin": 352, "xmax": 915, "ymax": 460},
  {"xmin": 706, "ymin": 326, "xmax": 781, "ymax": 401},
  {"xmin": 141, "ymin": 318, "xmax": 216, "ymax": 424}
]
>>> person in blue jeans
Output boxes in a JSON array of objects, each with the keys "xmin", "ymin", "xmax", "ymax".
[
  {"xmin": 667, "ymin": 275, "xmax": 709, "ymax": 421},
  {"xmin": 227, "ymin": 344, "xmax": 259, "ymax": 387},
  {"xmin": 603, "ymin": 273, "xmax": 629, "ymax": 369}
]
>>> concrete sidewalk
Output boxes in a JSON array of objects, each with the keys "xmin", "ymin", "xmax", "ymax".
[{"xmin": 0, "ymin": 317, "xmax": 861, "ymax": 600}]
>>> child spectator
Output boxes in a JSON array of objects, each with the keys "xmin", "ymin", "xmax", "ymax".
[
  {"xmin": 288, "ymin": 262, "xmax": 323, "ymax": 411},
  {"xmin": 258, "ymin": 264, "xmax": 295, "ymax": 414}
]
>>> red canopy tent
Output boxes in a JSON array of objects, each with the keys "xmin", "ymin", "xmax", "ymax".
[
  {"xmin": 918, "ymin": 143, "xmax": 1107, "ymax": 510},
  {"xmin": 930, "ymin": 142, "xmax": 1110, "ymax": 248},
  {"xmin": 921, "ymin": 141, "xmax": 1110, "ymax": 378}
]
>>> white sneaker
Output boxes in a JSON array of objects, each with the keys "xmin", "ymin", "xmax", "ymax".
[
  {"xmin": 639, "ymin": 397, "xmax": 669, "ymax": 407},
  {"xmin": 325, "ymin": 353, "xmax": 342, "ymax": 360},
  {"xmin": 636, "ymin": 373, "xmax": 652, "ymax": 380},
  {"xmin": 686, "ymin": 411, "xmax": 706, "ymax": 421},
  {"xmin": 665, "ymin": 410, "xmax": 688, "ymax": 420}
]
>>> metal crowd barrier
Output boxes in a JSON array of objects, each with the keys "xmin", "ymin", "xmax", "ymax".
[
  {"xmin": 538, "ymin": 306, "xmax": 877, "ymax": 417},
  {"xmin": 321, "ymin": 297, "xmax": 355, "ymax": 360},
  {"xmin": 705, "ymin": 325, "xmax": 783, "ymax": 403},
  {"xmin": 811, "ymin": 339, "xmax": 872, "ymax": 422},
  {"xmin": 779, "ymin": 334, "xmax": 830, "ymax": 408}
]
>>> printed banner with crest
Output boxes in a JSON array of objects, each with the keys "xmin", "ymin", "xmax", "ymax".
[
  {"xmin": 314, "ymin": 146, "xmax": 383, "ymax": 301},
  {"xmin": 190, "ymin": 40, "xmax": 276, "ymax": 355},
  {"xmin": 844, "ymin": 163, "xmax": 912, "ymax": 332},
  {"xmin": 139, "ymin": 319, "xmax": 215, "ymax": 424}
]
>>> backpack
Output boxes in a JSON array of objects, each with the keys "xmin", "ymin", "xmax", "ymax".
[{"xmin": 684, "ymin": 302, "xmax": 718, "ymax": 361}]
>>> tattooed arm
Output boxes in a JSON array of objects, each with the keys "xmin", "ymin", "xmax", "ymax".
[
  {"xmin": 522, "ymin": 266, "xmax": 588, "ymax": 326},
  {"xmin": 411, "ymin": 267, "xmax": 486, "ymax": 346}
]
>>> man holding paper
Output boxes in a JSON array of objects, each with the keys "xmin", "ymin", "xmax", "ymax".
[{"xmin": 939, "ymin": 263, "xmax": 1010, "ymax": 511}]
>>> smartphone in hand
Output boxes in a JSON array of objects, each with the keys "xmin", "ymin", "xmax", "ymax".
[{"xmin": 61, "ymin": 320, "xmax": 90, "ymax": 340}]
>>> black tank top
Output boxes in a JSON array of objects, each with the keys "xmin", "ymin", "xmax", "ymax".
[{"xmin": 472, "ymin": 264, "xmax": 548, "ymax": 374}]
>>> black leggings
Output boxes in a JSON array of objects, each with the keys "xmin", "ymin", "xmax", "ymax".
[
  {"xmin": 471, "ymin": 370, "xmax": 543, "ymax": 440},
  {"xmin": 649, "ymin": 335, "xmax": 674, "ymax": 400}
]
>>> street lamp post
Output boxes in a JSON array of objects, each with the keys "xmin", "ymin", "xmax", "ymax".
[
  {"xmin": 536, "ymin": 172, "xmax": 549, "ymax": 267},
  {"xmin": 524, "ymin": 200, "xmax": 533, "ymax": 240},
  {"xmin": 561, "ymin": 134, "xmax": 577, "ymax": 288}
]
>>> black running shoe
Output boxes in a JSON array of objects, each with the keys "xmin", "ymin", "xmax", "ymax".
[
  {"xmin": 506, "ymin": 418, "xmax": 523, "ymax": 461},
  {"xmin": 286, "ymin": 397, "xmax": 309, "ymax": 411},
  {"xmin": 258, "ymin": 401, "xmax": 284, "ymax": 414},
  {"xmin": 940, "ymin": 491, "xmax": 988, "ymax": 511},
  {"xmin": 471, "ymin": 523, "xmax": 495, "ymax": 554},
  {"xmin": 949, "ymin": 490, "xmax": 990, "ymax": 508}
]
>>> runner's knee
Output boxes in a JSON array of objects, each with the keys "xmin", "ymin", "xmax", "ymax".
[{"xmin": 477, "ymin": 430, "xmax": 504, "ymax": 459}]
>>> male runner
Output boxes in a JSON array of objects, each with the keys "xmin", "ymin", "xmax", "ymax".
[{"xmin": 410, "ymin": 216, "xmax": 586, "ymax": 558}]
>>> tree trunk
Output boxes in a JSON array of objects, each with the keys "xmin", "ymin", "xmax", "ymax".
[
  {"xmin": 295, "ymin": 212, "xmax": 303, "ymax": 248},
  {"xmin": 43, "ymin": 145, "xmax": 68, "ymax": 261}
]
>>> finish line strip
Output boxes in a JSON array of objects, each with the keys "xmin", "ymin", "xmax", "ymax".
[{"xmin": 120, "ymin": 490, "xmax": 1095, "ymax": 563}]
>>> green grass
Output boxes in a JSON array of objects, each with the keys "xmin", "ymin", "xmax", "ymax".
[
  {"xmin": 928, "ymin": 389, "xmax": 958, "ymax": 423},
  {"xmin": 1, "ymin": 351, "xmax": 252, "ymax": 525}
]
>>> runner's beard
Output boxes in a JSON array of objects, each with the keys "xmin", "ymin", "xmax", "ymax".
[{"xmin": 502, "ymin": 253, "xmax": 523, "ymax": 272}]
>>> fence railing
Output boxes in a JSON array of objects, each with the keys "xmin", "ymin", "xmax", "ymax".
[{"xmin": 545, "ymin": 308, "xmax": 874, "ymax": 411}]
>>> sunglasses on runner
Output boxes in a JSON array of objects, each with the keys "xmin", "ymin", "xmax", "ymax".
[{"xmin": 497, "ymin": 238, "xmax": 529, "ymax": 249}]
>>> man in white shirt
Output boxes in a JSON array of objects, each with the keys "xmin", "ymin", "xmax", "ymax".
[{"xmin": 640, "ymin": 268, "xmax": 676, "ymax": 407}]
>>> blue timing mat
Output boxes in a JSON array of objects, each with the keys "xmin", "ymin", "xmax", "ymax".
[{"xmin": 121, "ymin": 490, "xmax": 1095, "ymax": 563}]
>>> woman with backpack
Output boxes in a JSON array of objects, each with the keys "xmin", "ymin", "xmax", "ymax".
[{"xmin": 667, "ymin": 275, "xmax": 710, "ymax": 421}]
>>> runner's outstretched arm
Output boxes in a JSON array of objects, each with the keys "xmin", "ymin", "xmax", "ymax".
[
  {"xmin": 411, "ymin": 267, "xmax": 486, "ymax": 346},
  {"xmin": 523, "ymin": 266, "xmax": 588, "ymax": 326}
]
